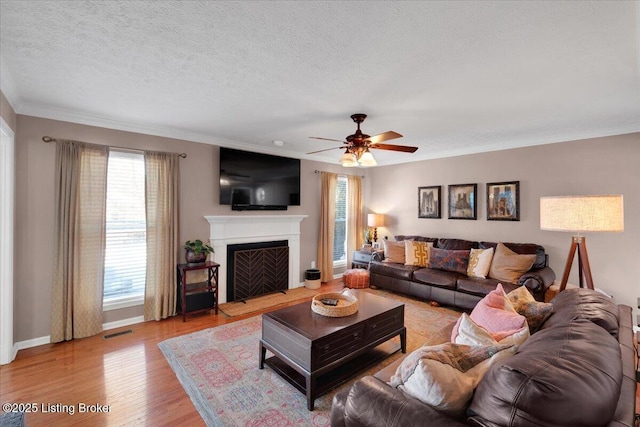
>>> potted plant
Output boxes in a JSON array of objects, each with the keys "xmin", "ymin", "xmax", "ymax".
[{"xmin": 183, "ymin": 239, "xmax": 214, "ymax": 264}]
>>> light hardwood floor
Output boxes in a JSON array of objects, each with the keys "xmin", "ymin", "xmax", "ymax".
[
  {"xmin": 2, "ymin": 281, "xmax": 639, "ymax": 426},
  {"xmin": 0, "ymin": 281, "xmax": 344, "ymax": 426}
]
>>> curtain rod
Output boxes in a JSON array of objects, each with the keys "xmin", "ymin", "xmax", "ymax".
[
  {"xmin": 314, "ymin": 170, "xmax": 364, "ymax": 178},
  {"xmin": 42, "ymin": 136, "xmax": 187, "ymax": 158}
]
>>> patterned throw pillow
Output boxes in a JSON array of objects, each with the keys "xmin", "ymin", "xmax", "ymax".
[
  {"xmin": 388, "ymin": 342, "xmax": 516, "ymax": 415},
  {"xmin": 382, "ymin": 239, "xmax": 406, "ymax": 264},
  {"xmin": 429, "ymin": 247, "xmax": 470, "ymax": 275},
  {"xmin": 488, "ymin": 242, "xmax": 536, "ymax": 283},
  {"xmin": 507, "ymin": 286, "xmax": 553, "ymax": 331},
  {"xmin": 404, "ymin": 240, "xmax": 433, "ymax": 267},
  {"xmin": 467, "ymin": 247, "xmax": 494, "ymax": 278}
]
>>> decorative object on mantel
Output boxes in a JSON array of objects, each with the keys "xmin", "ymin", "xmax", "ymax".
[
  {"xmin": 183, "ymin": 239, "xmax": 214, "ymax": 264},
  {"xmin": 487, "ymin": 181, "xmax": 520, "ymax": 221},
  {"xmin": 540, "ymin": 194, "xmax": 624, "ymax": 291},
  {"xmin": 311, "ymin": 289, "xmax": 358, "ymax": 317}
]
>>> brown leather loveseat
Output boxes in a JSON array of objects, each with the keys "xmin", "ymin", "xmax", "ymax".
[
  {"xmin": 330, "ymin": 288, "xmax": 637, "ymax": 427},
  {"xmin": 369, "ymin": 236, "xmax": 556, "ymax": 311}
]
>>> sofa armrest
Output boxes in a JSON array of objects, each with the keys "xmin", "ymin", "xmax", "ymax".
[
  {"xmin": 518, "ymin": 266, "xmax": 556, "ymax": 298},
  {"xmin": 371, "ymin": 251, "xmax": 385, "ymax": 262},
  {"xmin": 337, "ymin": 376, "xmax": 467, "ymax": 427}
]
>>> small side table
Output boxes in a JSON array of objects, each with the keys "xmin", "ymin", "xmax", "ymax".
[
  {"xmin": 351, "ymin": 250, "xmax": 381, "ymax": 269},
  {"xmin": 176, "ymin": 261, "xmax": 219, "ymax": 322}
]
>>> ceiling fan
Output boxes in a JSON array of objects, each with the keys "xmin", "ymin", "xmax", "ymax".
[{"xmin": 307, "ymin": 113, "xmax": 418, "ymax": 167}]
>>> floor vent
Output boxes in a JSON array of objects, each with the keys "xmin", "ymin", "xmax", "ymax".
[{"xmin": 103, "ymin": 329, "xmax": 133, "ymax": 339}]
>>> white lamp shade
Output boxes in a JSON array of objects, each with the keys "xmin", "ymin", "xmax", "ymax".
[
  {"xmin": 367, "ymin": 213, "xmax": 385, "ymax": 227},
  {"xmin": 540, "ymin": 195, "xmax": 624, "ymax": 232},
  {"xmin": 358, "ymin": 150, "xmax": 377, "ymax": 167},
  {"xmin": 339, "ymin": 151, "xmax": 358, "ymax": 167}
]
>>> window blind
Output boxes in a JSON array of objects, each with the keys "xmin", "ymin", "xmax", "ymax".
[{"xmin": 103, "ymin": 150, "xmax": 146, "ymax": 302}]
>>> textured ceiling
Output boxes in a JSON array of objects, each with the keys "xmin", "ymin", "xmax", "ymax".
[{"xmin": 1, "ymin": 1, "xmax": 639, "ymax": 165}]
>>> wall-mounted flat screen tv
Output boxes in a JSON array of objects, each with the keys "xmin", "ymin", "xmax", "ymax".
[{"xmin": 219, "ymin": 147, "xmax": 301, "ymax": 210}]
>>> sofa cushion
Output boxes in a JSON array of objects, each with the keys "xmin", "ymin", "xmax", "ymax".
[
  {"xmin": 488, "ymin": 242, "xmax": 536, "ymax": 283},
  {"xmin": 369, "ymin": 261, "xmax": 419, "ymax": 281},
  {"xmin": 395, "ymin": 235, "xmax": 438, "ymax": 245},
  {"xmin": 468, "ymin": 319, "xmax": 622, "ymax": 427},
  {"xmin": 412, "ymin": 268, "xmax": 460, "ymax": 289},
  {"xmin": 466, "ymin": 247, "xmax": 494, "ymax": 278},
  {"xmin": 436, "ymin": 238, "xmax": 477, "ymax": 250},
  {"xmin": 480, "ymin": 241, "xmax": 547, "ymax": 269},
  {"xmin": 382, "ymin": 239, "xmax": 406, "ymax": 264},
  {"xmin": 404, "ymin": 240, "xmax": 433, "ymax": 267},
  {"xmin": 389, "ymin": 342, "xmax": 516, "ymax": 416},
  {"xmin": 506, "ymin": 286, "xmax": 553, "ymax": 332},
  {"xmin": 429, "ymin": 248, "xmax": 470, "ymax": 275},
  {"xmin": 541, "ymin": 288, "xmax": 619, "ymax": 337},
  {"xmin": 456, "ymin": 277, "xmax": 518, "ymax": 297}
]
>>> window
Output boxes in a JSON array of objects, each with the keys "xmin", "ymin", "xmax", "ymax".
[
  {"xmin": 103, "ymin": 150, "xmax": 146, "ymax": 309},
  {"xmin": 333, "ymin": 175, "xmax": 348, "ymax": 266}
]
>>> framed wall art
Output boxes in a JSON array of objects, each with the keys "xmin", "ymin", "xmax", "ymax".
[
  {"xmin": 448, "ymin": 183, "xmax": 477, "ymax": 220},
  {"xmin": 418, "ymin": 186, "xmax": 441, "ymax": 218},
  {"xmin": 487, "ymin": 181, "xmax": 520, "ymax": 221}
]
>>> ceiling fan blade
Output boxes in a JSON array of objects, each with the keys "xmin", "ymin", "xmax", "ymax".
[
  {"xmin": 306, "ymin": 146, "xmax": 345, "ymax": 155},
  {"xmin": 370, "ymin": 143, "xmax": 418, "ymax": 153},
  {"xmin": 309, "ymin": 136, "xmax": 348, "ymax": 143},
  {"xmin": 368, "ymin": 131, "xmax": 403, "ymax": 145}
]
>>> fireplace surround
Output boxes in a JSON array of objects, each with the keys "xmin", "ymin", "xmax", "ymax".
[{"xmin": 205, "ymin": 215, "xmax": 307, "ymax": 303}]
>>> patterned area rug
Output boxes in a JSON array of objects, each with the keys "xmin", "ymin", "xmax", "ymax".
[{"xmin": 159, "ymin": 289, "xmax": 461, "ymax": 426}]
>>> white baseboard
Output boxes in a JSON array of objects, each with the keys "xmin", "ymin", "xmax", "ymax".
[
  {"xmin": 102, "ymin": 315, "xmax": 145, "ymax": 331},
  {"xmin": 13, "ymin": 315, "xmax": 147, "ymax": 354}
]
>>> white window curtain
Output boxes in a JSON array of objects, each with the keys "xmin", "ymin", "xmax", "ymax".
[
  {"xmin": 143, "ymin": 151, "xmax": 180, "ymax": 321},
  {"xmin": 50, "ymin": 140, "xmax": 108, "ymax": 343}
]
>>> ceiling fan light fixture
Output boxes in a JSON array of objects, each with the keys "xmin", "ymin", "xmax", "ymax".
[
  {"xmin": 358, "ymin": 149, "xmax": 377, "ymax": 167},
  {"xmin": 339, "ymin": 150, "xmax": 359, "ymax": 167}
]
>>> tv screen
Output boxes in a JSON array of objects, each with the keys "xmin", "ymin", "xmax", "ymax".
[{"xmin": 219, "ymin": 147, "xmax": 301, "ymax": 209}]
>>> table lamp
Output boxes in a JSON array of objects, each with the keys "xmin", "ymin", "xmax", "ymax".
[
  {"xmin": 367, "ymin": 213, "xmax": 385, "ymax": 244},
  {"xmin": 540, "ymin": 195, "xmax": 624, "ymax": 291}
]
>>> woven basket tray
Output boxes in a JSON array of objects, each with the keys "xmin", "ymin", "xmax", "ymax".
[{"xmin": 311, "ymin": 290, "xmax": 358, "ymax": 317}]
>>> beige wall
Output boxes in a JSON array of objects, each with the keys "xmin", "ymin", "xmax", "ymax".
[
  {"xmin": 0, "ymin": 90, "xmax": 16, "ymax": 131},
  {"xmin": 14, "ymin": 115, "xmax": 354, "ymax": 341},
  {"xmin": 13, "ymin": 112, "xmax": 638, "ymax": 342},
  {"xmin": 365, "ymin": 133, "xmax": 639, "ymax": 320}
]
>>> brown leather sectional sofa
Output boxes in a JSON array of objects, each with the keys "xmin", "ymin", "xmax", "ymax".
[
  {"xmin": 331, "ymin": 288, "xmax": 638, "ymax": 427},
  {"xmin": 369, "ymin": 236, "xmax": 556, "ymax": 311}
]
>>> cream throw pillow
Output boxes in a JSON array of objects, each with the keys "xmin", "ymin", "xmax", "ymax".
[
  {"xmin": 488, "ymin": 242, "xmax": 536, "ymax": 283},
  {"xmin": 382, "ymin": 239, "xmax": 406, "ymax": 264},
  {"xmin": 405, "ymin": 240, "xmax": 433, "ymax": 267},
  {"xmin": 454, "ymin": 313, "xmax": 529, "ymax": 347},
  {"xmin": 388, "ymin": 342, "xmax": 517, "ymax": 415},
  {"xmin": 467, "ymin": 247, "xmax": 494, "ymax": 278}
]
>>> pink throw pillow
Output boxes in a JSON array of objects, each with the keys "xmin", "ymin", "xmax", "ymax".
[{"xmin": 452, "ymin": 284, "xmax": 527, "ymax": 341}]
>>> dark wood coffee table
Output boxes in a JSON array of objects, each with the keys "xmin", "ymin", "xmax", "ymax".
[{"xmin": 259, "ymin": 290, "xmax": 406, "ymax": 410}]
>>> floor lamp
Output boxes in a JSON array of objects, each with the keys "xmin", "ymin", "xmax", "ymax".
[{"xmin": 540, "ymin": 195, "xmax": 624, "ymax": 291}]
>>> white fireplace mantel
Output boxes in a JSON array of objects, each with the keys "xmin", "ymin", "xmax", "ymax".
[{"xmin": 204, "ymin": 215, "xmax": 308, "ymax": 303}]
